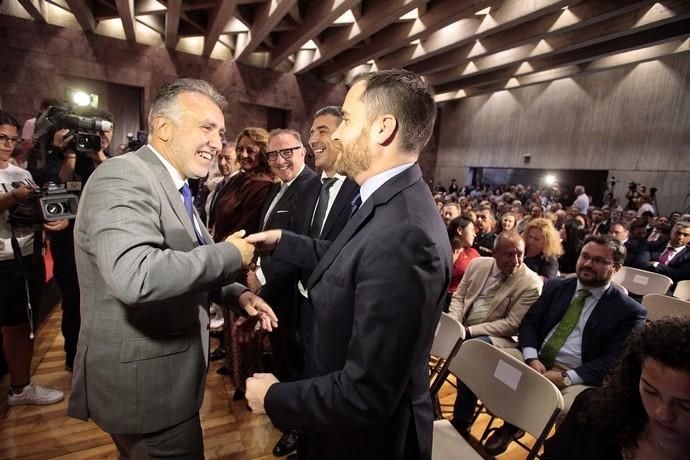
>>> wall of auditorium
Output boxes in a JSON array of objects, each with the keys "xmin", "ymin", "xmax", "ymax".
[
  {"xmin": 434, "ymin": 52, "xmax": 690, "ymax": 216},
  {"xmin": 0, "ymin": 14, "xmax": 347, "ymax": 145}
]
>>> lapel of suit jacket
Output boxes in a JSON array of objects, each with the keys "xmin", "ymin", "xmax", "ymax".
[
  {"xmin": 259, "ymin": 181, "xmax": 281, "ymax": 229},
  {"xmin": 669, "ymin": 245, "xmax": 689, "ymax": 266},
  {"xmin": 489, "ymin": 263, "xmax": 525, "ymax": 314},
  {"xmin": 136, "ymin": 147, "xmax": 202, "ymax": 245},
  {"xmin": 320, "ymin": 178, "xmax": 358, "ymax": 239},
  {"xmin": 581, "ymin": 283, "xmax": 617, "ymax": 352},
  {"xmin": 307, "ymin": 164, "xmax": 420, "ymax": 289}
]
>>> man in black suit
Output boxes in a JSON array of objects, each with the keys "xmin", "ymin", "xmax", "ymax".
[
  {"xmin": 637, "ymin": 220, "xmax": 690, "ymax": 286},
  {"xmin": 246, "ymin": 69, "xmax": 452, "ymax": 459},
  {"xmin": 265, "ymin": 107, "xmax": 359, "ymax": 457},
  {"xmin": 483, "ymin": 235, "xmax": 646, "ymax": 455},
  {"xmin": 255, "ymin": 129, "xmax": 316, "ymax": 383}
]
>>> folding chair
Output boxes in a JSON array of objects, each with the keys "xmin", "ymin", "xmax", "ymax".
[
  {"xmin": 428, "ymin": 312, "xmax": 465, "ymax": 418},
  {"xmin": 432, "ymin": 340, "xmax": 564, "ymax": 460},
  {"xmin": 612, "ymin": 266, "xmax": 672, "ymax": 297},
  {"xmin": 673, "ymin": 280, "xmax": 690, "ymax": 301},
  {"xmin": 642, "ymin": 293, "xmax": 690, "ymax": 320}
]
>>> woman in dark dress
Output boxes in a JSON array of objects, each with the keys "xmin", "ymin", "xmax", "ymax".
[
  {"xmin": 557, "ymin": 219, "xmax": 585, "ymax": 275},
  {"xmin": 543, "ymin": 317, "xmax": 690, "ymax": 460},
  {"xmin": 211, "ymin": 127, "xmax": 275, "ymax": 399}
]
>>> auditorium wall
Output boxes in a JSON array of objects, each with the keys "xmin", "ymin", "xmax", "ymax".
[
  {"xmin": 0, "ymin": 14, "xmax": 347, "ymax": 145},
  {"xmin": 434, "ymin": 52, "xmax": 690, "ymax": 216}
]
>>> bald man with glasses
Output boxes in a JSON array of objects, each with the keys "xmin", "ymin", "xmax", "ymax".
[{"xmin": 255, "ymin": 129, "xmax": 316, "ymax": 384}]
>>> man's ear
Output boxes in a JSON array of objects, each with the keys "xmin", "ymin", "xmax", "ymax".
[
  {"xmin": 372, "ymin": 114, "xmax": 398, "ymax": 147},
  {"xmin": 152, "ymin": 115, "xmax": 172, "ymax": 142}
]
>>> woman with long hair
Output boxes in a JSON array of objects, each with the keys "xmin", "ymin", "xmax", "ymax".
[
  {"xmin": 445, "ymin": 216, "xmax": 480, "ymax": 309},
  {"xmin": 521, "ymin": 217, "xmax": 563, "ymax": 280},
  {"xmin": 558, "ymin": 219, "xmax": 585, "ymax": 275},
  {"xmin": 211, "ymin": 127, "xmax": 275, "ymax": 400},
  {"xmin": 543, "ymin": 317, "xmax": 690, "ymax": 460}
]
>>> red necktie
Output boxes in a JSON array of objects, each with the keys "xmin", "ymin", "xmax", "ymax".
[{"xmin": 658, "ymin": 247, "xmax": 674, "ymax": 265}]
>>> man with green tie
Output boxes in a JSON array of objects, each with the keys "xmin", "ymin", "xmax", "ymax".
[{"xmin": 484, "ymin": 234, "xmax": 646, "ymax": 456}]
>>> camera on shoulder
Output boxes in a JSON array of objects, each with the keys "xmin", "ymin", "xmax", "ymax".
[
  {"xmin": 33, "ymin": 106, "xmax": 113, "ymax": 154},
  {"xmin": 9, "ymin": 181, "xmax": 79, "ymax": 227}
]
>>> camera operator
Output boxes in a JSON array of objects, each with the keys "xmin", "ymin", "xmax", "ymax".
[
  {"xmin": 1, "ymin": 110, "xmax": 67, "ymax": 405},
  {"xmin": 44, "ymin": 108, "xmax": 113, "ymax": 371}
]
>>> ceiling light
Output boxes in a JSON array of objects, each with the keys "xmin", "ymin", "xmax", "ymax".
[
  {"xmin": 399, "ymin": 9, "xmax": 418, "ymax": 21},
  {"xmin": 475, "ymin": 6, "xmax": 491, "ymax": 15},
  {"xmin": 335, "ymin": 10, "xmax": 355, "ymax": 24}
]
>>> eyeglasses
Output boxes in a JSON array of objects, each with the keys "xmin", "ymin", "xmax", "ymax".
[
  {"xmin": 265, "ymin": 146, "xmax": 301, "ymax": 162},
  {"xmin": 579, "ymin": 253, "xmax": 614, "ymax": 266},
  {"xmin": 236, "ymin": 145, "xmax": 260, "ymax": 155},
  {"xmin": 0, "ymin": 134, "xmax": 22, "ymax": 145}
]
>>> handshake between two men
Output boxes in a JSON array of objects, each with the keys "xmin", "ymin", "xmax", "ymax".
[
  {"xmin": 222, "ymin": 229, "xmax": 284, "ymax": 338},
  {"xmin": 223, "ymin": 229, "xmax": 286, "ymax": 415}
]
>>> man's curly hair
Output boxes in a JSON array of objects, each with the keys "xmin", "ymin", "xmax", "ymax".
[{"xmin": 581, "ymin": 317, "xmax": 690, "ymax": 450}]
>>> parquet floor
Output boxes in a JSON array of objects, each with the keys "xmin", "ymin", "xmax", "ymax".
[{"xmin": 1, "ymin": 306, "xmax": 532, "ymax": 459}]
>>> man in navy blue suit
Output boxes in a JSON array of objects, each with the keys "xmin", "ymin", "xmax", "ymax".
[
  {"xmin": 637, "ymin": 220, "xmax": 690, "ymax": 287},
  {"xmin": 484, "ymin": 235, "xmax": 646, "ymax": 456},
  {"xmin": 245, "ymin": 70, "xmax": 452, "ymax": 460}
]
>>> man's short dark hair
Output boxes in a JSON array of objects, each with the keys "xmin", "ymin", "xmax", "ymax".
[
  {"xmin": 351, "ymin": 69, "xmax": 436, "ymax": 153},
  {"xmin": 314, "ymin": 106, "xmax": 343, "ymax": 123},
  {"xmin": 583, "ymin": 234, "xmax": 627, "ymax": 265},
  {"xmin": 630, "ymin": 220, "xmax": 647, "ymax": 232},
  {"xmin": 611, "ymin": 221, "xmax": 630, "ymax": 231},
  {"xmin": 0, "ymin": 110, "xmax": 21, "ymax": 131}
]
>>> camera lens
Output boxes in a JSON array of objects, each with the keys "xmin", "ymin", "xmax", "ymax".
[{"xmin": 45, "ymin": 202, "xmax": 65, "ymax": 216}]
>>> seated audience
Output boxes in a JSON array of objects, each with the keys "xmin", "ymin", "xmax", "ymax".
[
  {"xmin": 637, "ymin": 220, "xmax": 690, "ymax": 286},
  {"xmin": 522, "ymin": 217, "xmax": 563, "ymax": 281},
  {"xmin": 498, "ymin": 211, "xmax": 517, "ymax": 232},
  {"xmin": 483, "ymin": 235, "xmax": 646, "ymax": 456},
  {"xmin": 441, "ymin": 201, "xmax": 461, "ymax": 226},
  {"xmin": 610, "ymin": 221, "xmax": 647, "ymax": 267},
  {"xmin": 448, "ymin": 231, "xmax": 543, "ymax": 433},
  {"xmin": 558, "ymin": 219, "xmax": 585, "ymax": 275},
  {"xmin": 542, "ymin": 317, "xmax": 690, "ymax": 460},
  {"xmin": 473, "ymin": 208, "xmax": 497, "ymax": 257},
  {"xmin": 589, "ymin": 207, "xmax": 609, "ymax": 235},
  {"xmin": 445, "ymin": 216, "xmax": 480, "ymax": 308}
]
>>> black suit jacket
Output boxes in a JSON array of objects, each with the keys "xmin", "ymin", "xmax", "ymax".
[
  {"xmin": 637, "ymin": 243, "xmax": 690, "ymax": 285},
  {"xmin": 258, "ymin": 166, "xmax": 316, "ymax": 282},
  {"xmin": 519, "ymin": 277, "xmax": 646, "ymax": 385},
  {"xmin": 265, "ymin": 164, "xmax": 452, "ymax": 459}
]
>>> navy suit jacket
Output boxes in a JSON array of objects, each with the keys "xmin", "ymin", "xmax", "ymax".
[
  {"xmin": 637, "ymin": 242, "xmax": 690, "ymax": 285},
  {"xmin": 264, "ymin": 164, "xmax": 452, "ymax": 460},
  {"xmin": 519, "ymin": 277, "xmax": 646, "ymax": 385}
]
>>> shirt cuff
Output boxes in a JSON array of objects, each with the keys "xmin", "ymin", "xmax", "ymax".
[
  {"xmin": 566, "ymin": 370, "xmax": 583, "ymax": 385},
  {"xmin": 522, "ymin": 347, "xmax": 539, "ymax": 361}
]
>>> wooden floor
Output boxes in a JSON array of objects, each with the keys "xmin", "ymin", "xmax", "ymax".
[{"xmin": 1, "ymin": 307, "xmax": 532, "ymax": 459}]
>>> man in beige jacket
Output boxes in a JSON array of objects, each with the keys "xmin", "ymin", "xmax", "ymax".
[{"xmin": 448, "ymin": 231, "xmax": 543, "ymax": 432}]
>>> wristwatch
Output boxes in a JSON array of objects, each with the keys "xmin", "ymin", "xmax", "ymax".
[{"xmin": 561, "ymin": 371, "xmax": 572, "ymax": 387}]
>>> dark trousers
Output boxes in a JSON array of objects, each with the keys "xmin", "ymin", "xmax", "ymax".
[
  {"xmin": 50, "ymin": 231, "xmax": 80, "ymax": 368},
  {"xmin": 452, "ymin": 336, "xmax": 493, "ymax": 423},
  {"xmin": 111, "ymin": 413, "xmax": 204, "ymax": 459}
]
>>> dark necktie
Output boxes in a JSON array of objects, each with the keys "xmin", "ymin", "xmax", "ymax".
[
  {"xmin": 310, "ymin": 177, "xmax": 338, "ymax": 238},
  {"xmin": 180, "ymin": 183, "xmax": 205, "ymax": 245},
  {"xmin": 349, "ymin": 193, "xmax": 362, "ymax": 220},
  {"xmin": 208, "ymin": 178, "xmax": 227, "ymax": 227},
  {"xmin": 539, "ymin": 289, "xmax": 591, "ymax": 368}
]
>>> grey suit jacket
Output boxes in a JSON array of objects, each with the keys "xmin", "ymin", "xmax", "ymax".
[
  {"xmin": 449, "ymin": 257, "xmax": 543, "ymax": 345},
  {"xmin": 67, "ymin": 146, "xmax": 246, "ymax": 434}
]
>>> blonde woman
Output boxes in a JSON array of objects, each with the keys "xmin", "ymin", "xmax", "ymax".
[{"xmin": 522, "ymin": 217, "xmax": 563, "ymax": 280}]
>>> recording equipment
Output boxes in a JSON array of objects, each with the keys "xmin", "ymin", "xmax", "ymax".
[
  {"xmin": 33, "ymin": 106, "xmax": 113, "ymax": 153},
  {"xmin": 8, "ymin": 181, "xmax": 79, "ymax": 226}
]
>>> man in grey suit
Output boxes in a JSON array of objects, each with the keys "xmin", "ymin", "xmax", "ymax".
[
  {"xmin": 246, "ymin": 70, "xmax": 452, "ymax": 459},
  {"xmin": 67, "ymin": 79, "xmax": 277, "ymax": 459}
]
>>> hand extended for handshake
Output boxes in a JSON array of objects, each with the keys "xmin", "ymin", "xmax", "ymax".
[{"xmin": 222, "ymin": 230, "xmax": 284, "ymax": 336}]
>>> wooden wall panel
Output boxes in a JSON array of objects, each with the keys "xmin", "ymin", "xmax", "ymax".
[{"xmin": 435, "ymin": 52, "xmax": 690, "ymax": 215}]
